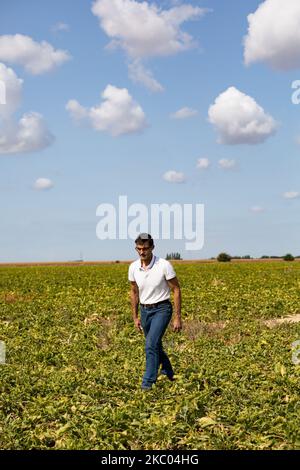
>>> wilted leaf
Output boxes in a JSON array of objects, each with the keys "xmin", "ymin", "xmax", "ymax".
[{"xmin": 197, "ymin": 417, "xmax": 217, "ymax": 428}]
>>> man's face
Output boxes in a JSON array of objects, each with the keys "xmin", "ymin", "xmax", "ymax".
[{"xmin": 135, "ymin": 243, "xmax": 153, "ymax": 261}]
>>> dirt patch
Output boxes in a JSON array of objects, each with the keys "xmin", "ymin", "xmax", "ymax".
[
  {"xmin": 83, "ymin": 314, "xmax": 116, "ymax": 350},
  {"xmin": 262, "ymin": 313, "xmax": 300, "ymax": 329},
  {"xmin": 1, "ymin": 292, "xmax": 34, "ymax": 303},
  {"xmin": 183, "ymin": 319, "xmax": 228, "ymax": 340},
  {"xmin": 183, "ymin": 313, "xmax": 300, "ymax": 340},
  {"xmin": 211, "ymin": 278, "xmax": 225, "ymax": 287}
]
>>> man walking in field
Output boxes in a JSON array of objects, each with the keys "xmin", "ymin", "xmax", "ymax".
[{"xmin": 129, "ymin": 233, "xmax": 182, "ymax": 390}]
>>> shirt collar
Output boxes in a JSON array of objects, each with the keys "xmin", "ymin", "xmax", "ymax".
[{"xmin": 139, "ymin": 254, "xmax": 156, "ymax": 271}]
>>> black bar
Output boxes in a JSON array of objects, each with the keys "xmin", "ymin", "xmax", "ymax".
[{"xmin": 0, "ymin": 450, "xmax": 298, "ymax": 466}]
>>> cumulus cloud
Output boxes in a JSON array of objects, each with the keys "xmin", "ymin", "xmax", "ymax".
[
  {"xmin": 0, "ymin": 62, "xmax": 23, "ymax": 118},
  {"xmin": 128, "ymin": 60, "xmax": 164, "ymax": 92},
  {"xmin": 92, "ymin": 0, "xmax": 207, "ymax": 59},
  {"xmin": 208, "ymin": 86, "xmax": 277, "ymax": 145},
  {"xmin": 0, "ymin": 112, "xmax": 55, "ymax": 155},
  {"xmin": 66, "ymin": 99, "xmax": 89, "ymax": 122},
  {"xmin": 33, "ymin": 178, "xmax": 54, "ymax": 190},
  {"xmin": 244, "ymin": 0, "xmax": 300, "ymax": 71},
  {"xmin": 163, "ymin": 170, "xmax": 185, "ymax": 183},
  {"xmin": 0, "ymin": 80, "xmax": 5, "ymax": 105},
  {"xmin": 91, "ymin": 0, "xmax": 209, "ymax": 90},
  {"xmin": 170, "ymin": 107, "xmax": 198, "ymax": 119},
  {"xmin": 51, "ymin": 22, "xmax": 70, "ymax": 33},
  {"xmin": 0, "ymin": 34, "xmax": 71, "ymax": 74},
  {"xmin": 0, "ymin": 63, "xmax": 54, "ymax": 155},
  {"xmin": 66, "ymin": 84, "xmax": 147, "ymax": 136},
  {"xmin": 250, "ymin": 206, "xmax": 265, "ymax": 213},
  {"xmin": 196, "ymin": 157, "xmax": 210, "ymax": 169},
  {"xmin": 218, "ymin": 158, "xmax": 236, "ymax": 169},
  {"xmin": 283, "ymin": 191, "xmax": 300, "ymax": 199}
]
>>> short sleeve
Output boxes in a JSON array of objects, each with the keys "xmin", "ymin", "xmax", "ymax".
[
  {"xmin": 164, "ymin": 260, "xmax": 176, "ymax": 281},
  {"xmin": 128, "ymin": 263, "xmax": 135, "ymax": 282}
]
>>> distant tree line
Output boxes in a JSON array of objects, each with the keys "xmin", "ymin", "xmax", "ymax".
[
  {"xmin": 261, "ymin": 254, "xmax": 299, "ymax": 261},
  {"xmin": 163, "ymin": 252, "xmax": 300, "ymax": 262},
  {"xmin": 211, "ymin": 253, "xmax": 300, "ymax": 262},
  {"xmin": 166, "ymin": 252, "xmax": 182, "ymax": 260}
]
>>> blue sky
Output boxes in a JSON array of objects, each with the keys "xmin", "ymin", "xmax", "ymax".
[{"xmin": 1, "ymin": 0, "xmax": 300, "ymax": 262}]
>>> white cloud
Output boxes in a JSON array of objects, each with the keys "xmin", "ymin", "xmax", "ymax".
[
  {"xmin": 163, "ymin": 170, "xmax": 185, "ymax": 183},
  {"xmin": 0, "ymin": 34, "xmax": 71, "ymax": 74},
  {"xmin": 128, "ymin": 60, "xmax": 164, "ymax": 93},
  {"xmin": 218, "ymin": 158, "xmax": 236, "ymax": 169},
  {"xmin": 66, "ymin": 84, "xmax": 147, "ymax": 136},
  {"xmin": 33, "ymin": 178, "xmax": 54, "ymax": 190},
  {"xmin": 51, "ymin": 22, "xmax": 70, "ymax": 33},
  {"xmin": 170, "ymin": 107, "xmax": 198, "ymax": 119},
  {"xmin": 196, "ymin": 157, "xmax": 210, "ymax": 169},
  {"xmin": 91, "ymin": 0, "xmax": 209, "ymax": 90},
  {"xmin": 0, "ymin": 112, "xmax": 55, "ymax": 155},
  {"xmin": 208, "ymin": 86, "xmax": 277, "ymax": 145},
  {"xmin": 0, "ymin": 62, "xmax": 23, "ymax": 118},
  {"xmin": 0, "ymin": 80, "xmax": 4, "ymax": 105},
  {"xmin": 283, "ymin": 191, "xmax": 300, "ymax": 199},
  {"xmin": 244, "ymin": 0, "xmax": 300, "ymax": 71},
  {"xmin": 250, "ymin": 206, "xmax": 265, "ymax": 213},
  {"xmin": 66, "ymin": 99, "xmax": 89, "ymax": 122},
  {"xmin": 0, "ymin": 63, "xmax": 54, "ymax": 155},
  {"xmin": 92, "ymin": 0, "xmax": 208, "ymax": 59}
]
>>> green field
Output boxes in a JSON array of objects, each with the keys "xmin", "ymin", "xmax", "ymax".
[{"xmin": 0, "ymin": 261, "xmax": 299, "ymax": 450}]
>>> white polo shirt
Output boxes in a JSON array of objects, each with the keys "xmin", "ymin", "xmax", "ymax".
[{"xmin": 128, "ymin": 255, "xmax": 176, "ymax": 305}]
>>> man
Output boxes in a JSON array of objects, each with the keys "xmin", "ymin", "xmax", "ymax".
[{"xmin": 128, "ymin": 233, "xmax": 182, "ymax": 390}]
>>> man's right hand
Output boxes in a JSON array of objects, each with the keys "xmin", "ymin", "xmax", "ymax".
[{"xmin": 134, "ymin": 318, "xmax": 143, "ymax": 333}]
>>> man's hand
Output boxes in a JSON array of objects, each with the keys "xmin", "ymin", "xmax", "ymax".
[
  {"xmin": 134, "ymin": 317, "xmax": 143, "ymax": 333},
  {"xmin": 172, "ymin": 317, "xmax": 182, "ymax": 332}
]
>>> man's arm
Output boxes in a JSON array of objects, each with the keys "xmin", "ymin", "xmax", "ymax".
[
  {"xmin": 167, "ymin": 277, "xmax": 182, "ymax": 332},
  {"xmin": 130, "ymin": 281, "xmax": 142, "ymax": 332}
]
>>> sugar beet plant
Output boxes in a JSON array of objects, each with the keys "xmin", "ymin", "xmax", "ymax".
[{"xmin": 0, "ymin": 262, "xmax": 299, "ymax": 449}]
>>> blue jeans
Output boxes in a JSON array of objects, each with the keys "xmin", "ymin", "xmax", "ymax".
[{"xmin": 140, "ymin": 301, "xmax": 174, "ymax": 387}]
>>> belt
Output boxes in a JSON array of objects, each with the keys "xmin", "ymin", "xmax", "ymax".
[{"xmin": 140, "ymin": 299, "xmax": 171, "ymax": 309}]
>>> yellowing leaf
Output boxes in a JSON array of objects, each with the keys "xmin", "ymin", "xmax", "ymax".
[
  {"xmin": 198, "ymin": 417, "xmax": 217, "ymax": 428},
  {"xmin": 56, "ymin": 423, "xmax": 71, "ymax": 436}
]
